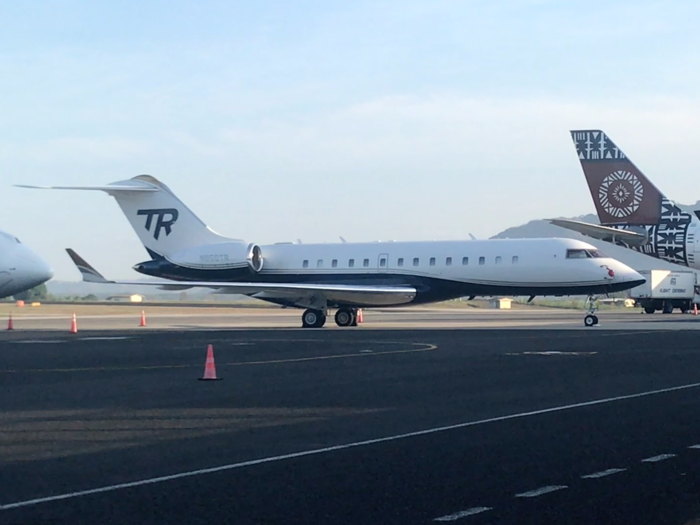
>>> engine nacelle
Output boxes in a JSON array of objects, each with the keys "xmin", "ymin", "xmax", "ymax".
[
  {"xmin": 247, "ymin": 243, "xmax": 264, "ymax": 272},
  {"xmin": 166, "ymin": 241, "xmax": 263, "ymax": 271}
]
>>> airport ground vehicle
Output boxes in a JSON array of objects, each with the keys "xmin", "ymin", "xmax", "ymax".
[{"xmin": 630, "ymin": 269, "xmax": 697, "ymax": 314}]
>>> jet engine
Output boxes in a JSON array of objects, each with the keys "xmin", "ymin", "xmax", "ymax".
[
  {"xmin": 247, "ymin": 243, "xmax": 263, "ymax": 273},
  {"xmin": 165, "ymin": 241, "xmax": 263, "ymax": 272}
]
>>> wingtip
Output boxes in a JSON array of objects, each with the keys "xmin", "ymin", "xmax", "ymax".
[{"xmin": 65, "ymin": 248, "xmax": 109, "ymax": 283}]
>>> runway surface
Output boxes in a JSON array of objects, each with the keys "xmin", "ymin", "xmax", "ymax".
[
  {"xmin": 5, "ymin": 304, "xmax": 700, "ymax": 331},
  {"xmin": 2, "ymin": 328, "xmax": 700, "ymax": 524}
]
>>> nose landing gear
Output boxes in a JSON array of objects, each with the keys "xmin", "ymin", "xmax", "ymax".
[{"xmin": 584, "ymin": 295, "xmax": 599, "ymax": 327}]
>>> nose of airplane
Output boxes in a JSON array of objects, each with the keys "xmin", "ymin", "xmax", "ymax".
[
  {"xmin": 15, "ymin": 246, "xmax": 54, "ymax": 289},
  {"xmin": 603, "ymin": 259, "xmax": 646, "ymax": 288}
]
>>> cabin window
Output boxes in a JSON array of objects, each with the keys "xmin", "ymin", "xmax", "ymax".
[
  {"xmin": 495, "ymin": 256, "xmax": 502, "ymax": 265},
  {"xmin": 446, "ymin": 257, "xmax": 452, "ymax": 266},
  {"xmin": 349, "ymin": 259, "xmax": 355, "ymax": 268},
  {"xmin": 303, "ymin": 260, "xmax": 309, "ymax": 269},
  {"xmin": 398, "ymin": 257, "xmax": 404, "ymax": 267},
  {"xmin": 363, "ymin": 258, "xmax": 369, "ymax": 267},
  {"xmin": 317, "ymin": 259, "xmax": 323, "ymax": 268},
  {"xmin": 430, "ymin": 257, "xmax": 436, "ymax": 266},
  {"xmin": 462, "ymin": 257, "xmax": 469, "ymax": 265},
  {"xmin": 512, "ymin": 255, "xmax": 519, "ymax": 264},
  {"xmin": 332, "ymin": 259, "xmax": 338, "ymax": 268},
  {"xmin": 379, "ymin": 257, "xmax": 387, "ymax": 267},
  {"xmin": 413, "ymin": 257, "xmax": 419, "ymax": 266},
  {"xmin": 479, "ymin": 256, "xmax": 485, "ymax": 265}
]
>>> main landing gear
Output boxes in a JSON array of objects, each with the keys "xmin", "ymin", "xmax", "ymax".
[
  {"xmin": 301, "ymin": 308, "xmax": 360, "ymax": 328},
  {"xmin": 302, "ymin": 309, "xmax": 326, "ymax": 328},
  {"xmin": 334, "ymin": 308, "xmax": 359, "ymax": 327},
  {"xmin": 584, "ymin": 295, "xmax": 599, "ymax": 327}
]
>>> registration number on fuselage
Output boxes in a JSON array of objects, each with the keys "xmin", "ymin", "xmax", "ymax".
[{"xmin": 200, "ymin": 254, "xmax": 230, "ymax": 263}]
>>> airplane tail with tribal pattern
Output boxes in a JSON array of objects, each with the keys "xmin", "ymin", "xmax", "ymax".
[
  {"xmin": 567, "ymin": 129, "xmax": 694, "ymax": 267},
  {"xmin": 570, "ymin": 129, "xmax": 666, "ymax": 226}
]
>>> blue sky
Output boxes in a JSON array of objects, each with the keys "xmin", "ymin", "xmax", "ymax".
[{"xmin": 2, "ymin": 0, "xmax": 700, "ymax": 279}]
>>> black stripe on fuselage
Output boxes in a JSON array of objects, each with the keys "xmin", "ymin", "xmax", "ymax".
[{"xmin": 134, "ymin": 259, "xmax": 641, "ymax": 305}]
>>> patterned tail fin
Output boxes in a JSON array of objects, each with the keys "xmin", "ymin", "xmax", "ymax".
[{"xmin": 570, "ymin": 130, "xmax": 664, "ymax": 225}]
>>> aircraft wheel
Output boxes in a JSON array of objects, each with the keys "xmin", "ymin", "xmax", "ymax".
[
  {"xmin": 644, "ymin": 307, "xmax": 655, "ymax": 315},
  {"xmin": 334, "ymin": 308, "xmax": 354, "ymax": 327},
  {"xmin": 584, "ymin": 314, "xmax": 596, "ymax": 327},
  {"xmin": 302, "ymin": 309, "xmax": 326, "ymax": 328}
]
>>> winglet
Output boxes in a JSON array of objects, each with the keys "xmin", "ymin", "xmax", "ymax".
[{"xmin": 65, "ymin": 249, "xmax": 112, "ymax": 283}]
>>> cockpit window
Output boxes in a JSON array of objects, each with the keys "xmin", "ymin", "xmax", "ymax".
[{"xmin": 566, "ymin": 249, "xmax": 605, "ymax": 259}]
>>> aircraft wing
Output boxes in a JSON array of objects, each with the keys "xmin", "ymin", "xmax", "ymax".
[
  {"xmin": 549, "ymin": 219, "xmax": 648, "ymax": 246},
  {"xmin": 65, "ymin": 249, "xmax": 416, "ymax": 307}
]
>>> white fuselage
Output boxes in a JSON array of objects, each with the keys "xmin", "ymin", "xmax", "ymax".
[
  {"xmin": 256, "ymin": 238, "xmax": 627, "ymax": 287},
  {"xmin": 0, "ymin": 230, "xmax": 54, "ymax": 299},
  {"xmin": 150, "ymin": 237, "xmax": 645, "ymax": 307}
]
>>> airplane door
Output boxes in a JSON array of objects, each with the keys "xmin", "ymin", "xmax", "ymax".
[{"xmin": 378, "ymin": 253, "xmax": 389, "ymax": 273}]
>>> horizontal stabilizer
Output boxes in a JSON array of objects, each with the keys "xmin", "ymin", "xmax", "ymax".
[
  {"xmin": 21, "ymin": 175, "xmax": 234, "ymax": 257},
  {"xmin": 549, "ymin": 218, "xmax": 648, "ymax": 245},
  {"xmin": 16, "ymin": 184, "xmax": 157, "ymax": 193}
]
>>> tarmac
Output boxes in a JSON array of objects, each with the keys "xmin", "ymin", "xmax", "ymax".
[
  {"xmin": 2, "ymin": 308, "xmax": 700, "ymax": 524},
  {"xmin": 4, "ymin": 304, "xmax": 700, "ymax": 331}
]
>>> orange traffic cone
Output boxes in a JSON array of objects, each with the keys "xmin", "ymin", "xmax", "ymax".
[
  {"xmin": 694, "ymin": 304, "xmax": 698, "ymax": 316},
  {"xmin": 139, "ymin": 310, "xmax": 147, "ymax": 327},
  {"xmin": 199, "ymin": 344, "xmax": 221, "ymax": 381},
  {"xmin": 69, "ymin": 313, "xmax": 78, "ymax": 334},
  {"xmin": 7, "ymin": 313, "xmax": 14, "ymax": 331},
  {"xmin": 357, "ymin": 309, "xmax": 363, "ymax": 323}
]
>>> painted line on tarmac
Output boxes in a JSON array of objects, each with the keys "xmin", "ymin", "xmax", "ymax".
[
  {"xmin": 581, "ymin": 468, "xmax": 626, "ymax": 479},
  {"xmin": 434, "ymin": 507, "xmax": 492, "ymax": 521},
  {"xmin": 641, "ymin": 454, "xmax": 677, "ymax": 463},
  {"xmin": 515, "ymin": 485, "xmax": 568, "ymax": 498},
  {"xmin": 78, "ymin": 337, "xmax": 134, "ymax": 341},
  {"xmin": 223, "ymin": 343, "xmax": 437, "ymax": 367},
  {"xmin": 2, "ymin": 381, "xmax": 700, "ymax": 511},
  {"xmin": 9, "ymin": 340, "xmax": 65, "ymax": 344},
  {"xmin": 0, "ymin": 343, "xmax": 437, "ymax": 373}
]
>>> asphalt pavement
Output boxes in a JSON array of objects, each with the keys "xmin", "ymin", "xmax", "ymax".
[{"xmin": 2, "ymin": 328, "xmax": 700, "ymax": 524}]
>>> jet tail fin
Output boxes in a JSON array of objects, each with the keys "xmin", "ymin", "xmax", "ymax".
[
  {"xmin": 19, "ymin": 176, "xmax": 239, "ymax": 258},
  {"xmin": 570, "ymin": 130, "xmax": 665, "ymax": 225}
]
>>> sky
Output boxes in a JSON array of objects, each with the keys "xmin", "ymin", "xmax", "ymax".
[{"xmin": 2, "ymin": 0, "xmax": 700, "ymax": 280}]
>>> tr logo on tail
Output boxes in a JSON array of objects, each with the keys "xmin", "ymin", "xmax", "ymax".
[{"xmin": 137, "ymin": 208, "xmax": 179, "ymax": 240}]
